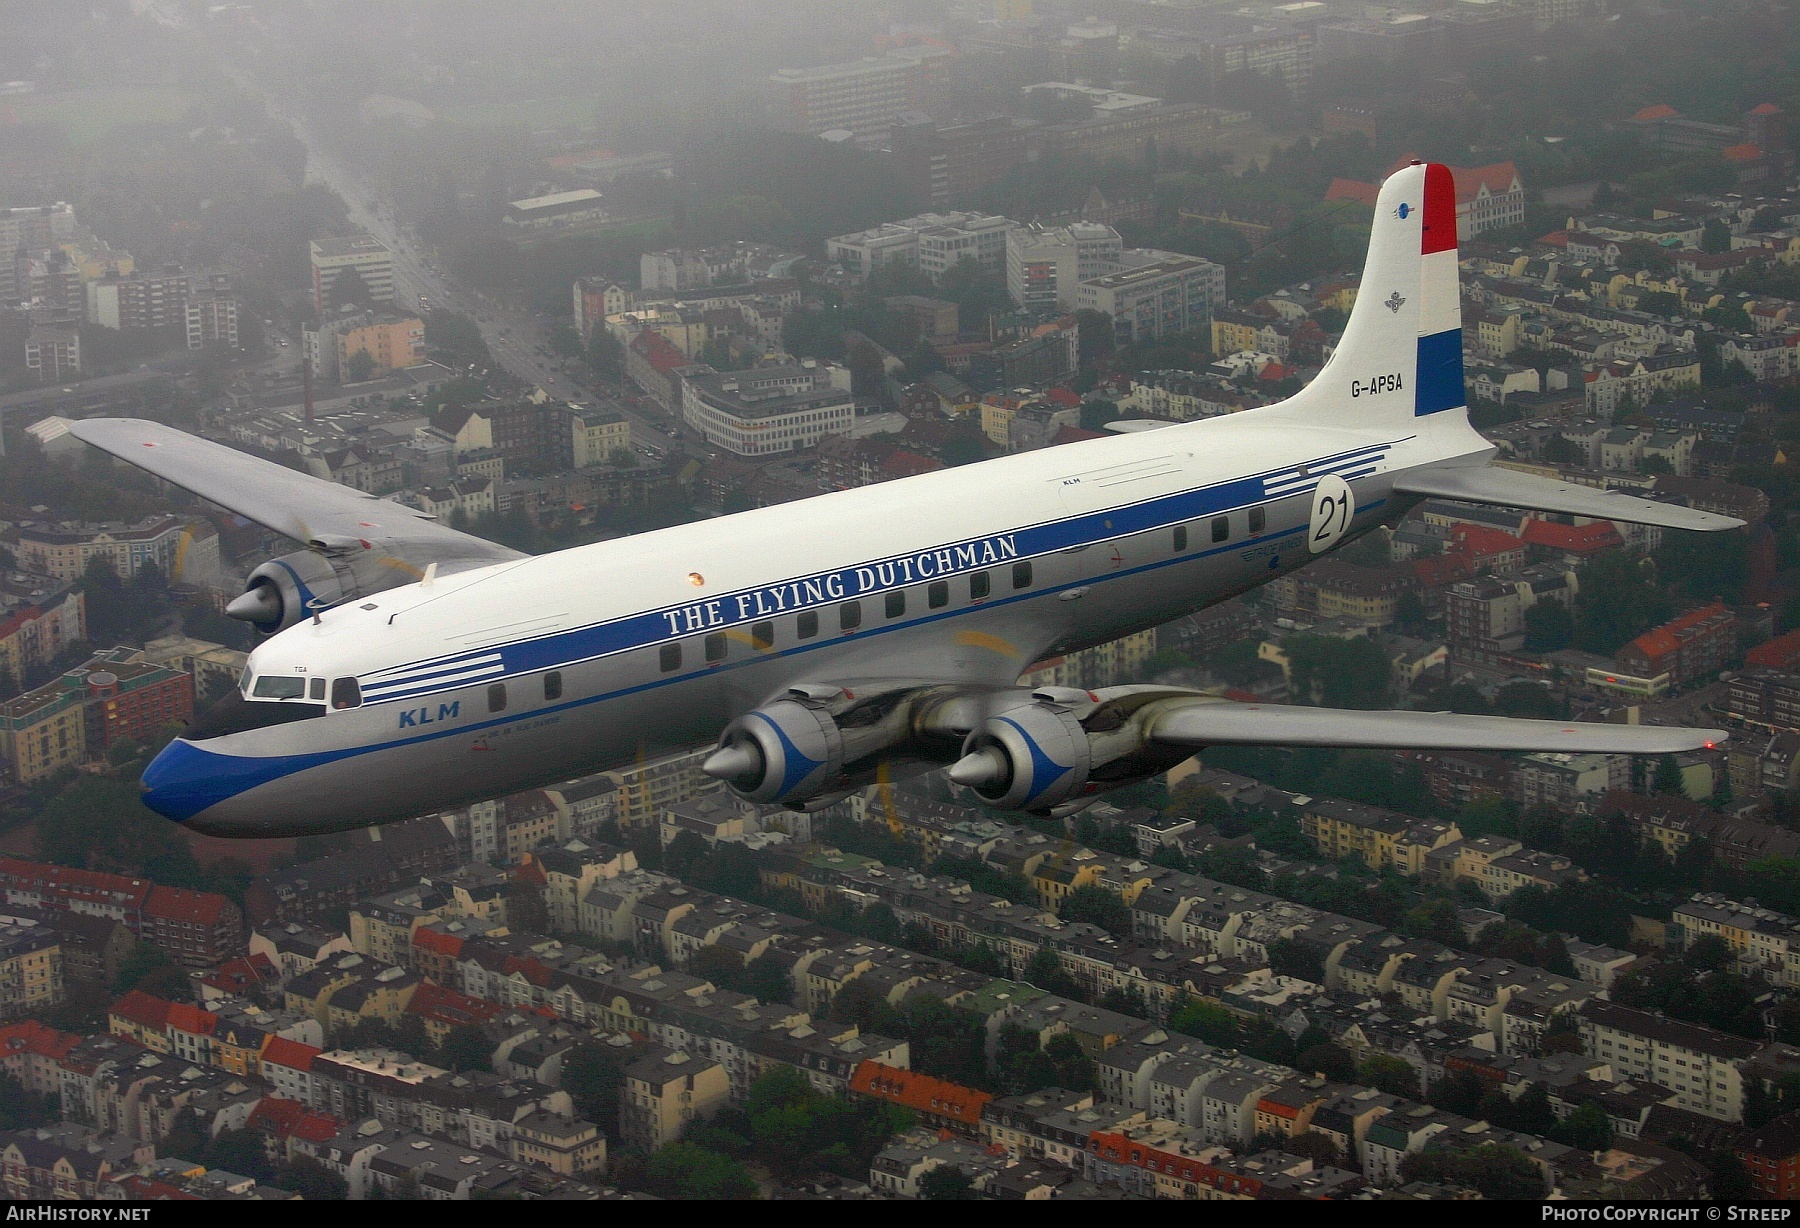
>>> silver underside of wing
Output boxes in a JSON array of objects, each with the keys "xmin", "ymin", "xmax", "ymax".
[{"xmin": 1394, "ymin": 464, "xmax": 1745, "ymax": 532}]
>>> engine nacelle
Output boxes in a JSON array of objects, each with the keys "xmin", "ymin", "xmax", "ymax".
[
  {"xmin": 232, "ymin": 551, "xmax": 351, "ymax": 634},
  {"xmin": 949, "ymin": 688, "xmax": 1200, "ymax": 815},
  {"xmin": 704, "ymin": 698, "xmax": 846, "ymax": 805}
]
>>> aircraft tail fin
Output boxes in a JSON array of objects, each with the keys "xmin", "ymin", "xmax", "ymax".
[{"xmin": 1272, "ymin": 161, "xmax": 1463, "ymax": 427}]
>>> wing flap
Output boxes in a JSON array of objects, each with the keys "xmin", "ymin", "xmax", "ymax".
[
  {"xmin": 1147, "ymin": 698, "xmax": 1725, "ymax": 754},
  {"xmin": 67, "ymin": 417, "xmax": 523, "ymax": 568},
  {"xmin": 1394, "ymin": 464, "xmax": 1744, "ymax": 532}
]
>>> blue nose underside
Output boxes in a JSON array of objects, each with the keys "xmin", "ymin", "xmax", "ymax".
[{"xmin": 141, "ymin": 738, "xmax": 311, "ymax": 822}]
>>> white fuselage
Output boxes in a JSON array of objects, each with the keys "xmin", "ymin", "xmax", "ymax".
[{"xmin": 144, "ymin": 404, "xmax": 1493, "ymax": 835}]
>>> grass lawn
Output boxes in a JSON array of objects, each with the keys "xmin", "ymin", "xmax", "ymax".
[{"xmin": 3, "ymin": 87, "xmax": 201, "ymax": 143}]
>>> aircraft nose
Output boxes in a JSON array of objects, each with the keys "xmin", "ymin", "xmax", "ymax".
[{"xmin": 141, "ymin": 738, "xmax": 234, "ymax": 824}]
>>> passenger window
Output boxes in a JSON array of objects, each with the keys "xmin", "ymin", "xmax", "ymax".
[
  {"xmin": 488, "ymin": 683, "xmax": 507, "ymax": 713},
  {"xmin": 840, "ymin": 601, "xmax": 861, "ymax": 631},
  {"xmin": 331, "ymin": 677, "xmax": 361, "ymax": 710},
  {"xmin": 705, "ymin": 632, "xmax": 727, "ymax": 662},
  {"xmin": 1012, "ymin": 561, "xmax": 1033, "ymax": 589},
  {"xmin": 1173, "ymin": 525, "xmax": 1188, "ymax": 552},
  {"xmin": 1212, "ymin": 515, "xmax": 1230, "ymax": 543},
  {"xmin": 751, "ymin": 621, "xmax": 774, "ymax": 650},
  {"xmin": 309, "ymin": 677, "xmax": 326, "ymax": 701},
  {"xmin": 928, "ymin": 581, "xmax": 949, "ymax": 609},
  {"xmin": 885, "ymin": 591, "xmax": 905, "ymax": 619},
  {"xmin": 544, "ymin": 671, "xmax": 562, "ymax": 701},
  {"xmin": 970, "ymin": 571, "xmax": 990, "ymax": 600},
  {"xmin": 797, "ymin": 610, "xmax": 819, "ymax": 639},
  {"xmin": 659, "ymin": 643, "xmax": 681, "ymax": 672},
  {"xmin": 1249, "ymin": 505, "xmax": 1266, "ymax": 535}
]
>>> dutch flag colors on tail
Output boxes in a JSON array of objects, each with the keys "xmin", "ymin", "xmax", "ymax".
[{"xmin": 1274, "ymin": 160, "xmax": 1464, "ymax": 427}]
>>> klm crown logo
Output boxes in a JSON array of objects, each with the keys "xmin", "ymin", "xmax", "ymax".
[{"xmin": 1385, "ymin": 291, "xmax": 1406, "ymax": 313}]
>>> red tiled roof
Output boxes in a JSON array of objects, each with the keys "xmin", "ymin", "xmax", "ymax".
[
  {"xmin": 260, "ymin": 1036, "xmax": 321, "ymax": 1072},
  {"xmin": 1724, "ymin": 143, "xmax": 1766, "ymax": 163},
  {"xmin": 881, "ymin": 450, "xmax": 945, "ymax": 478},
  {"xmin": 630, "ymin": 329, "xmax": 689, "ymax": 375},
  {"xmin": 1536, "ymin": 230, "xmax": 1571, "ymax": 247},
  {"xmin": 412, "ymin": 927, "xmax": 464, "ymax": 958},
  {"xmin": 1449, "ymin": 523, "xmax": 1525, "ymax": 559},
  {"xmin": 1752, "ymin": 103, "xmax": 1781, "ymax": 116},
  {"xmin": 1325, "ymin": 178, "xmax": 1380, "ymax": 208},
  {"xmin": 0, "ymin": 858, "xmax": 151, "ymax": 909},
  {"xmin": 201, "ymin": 954, "xmax": 277, "ymax": 994},
  {"xmin": 849, "ymin": 1060, "xmax": 990, "ymax": 1126},
  {"xmin": 1625, "ymin": 602, "xmax": 1731, "ymax": 664},
  {"xmin": 1519, "ymin": 519, "xmax": 1623, "ymax": 553},
  {"xmin": 1043, "ymin": 387, "xmax": 1081, "ymax": 408},
  {"xmin": 248, "ymin": 1096, "xmax": 341, "ymax": 1143},
  {"xmin": 144, "ymin": 884, "xmax": 230, "ymax": 926},
  {"xmin": 165, "ymin": 1002, "xmax": 218, "ymax": 1037},
  {"xmin": 109, "ymin": 989, "xmax": 172, "ymax": 1032},
  {"xmin": 501, "ymin": 955, "xmax": 552, "ymax": 986},
  {"xmin": 112, "ymin": 1175, "xmax": 199, "ymax": 1201},
  {"xmin": 0, "ymin": 1019, "xmax": 79, "ymax": 1061},
  {"xmin": 1631, "ymin": 104, "xmax": 1679, "ymax": 122},
  {"xmin": 1412, "ymin": 554, "xmax": 1474, "ymax": 590},
  {"xmin": 1257, "ymin": 362, "xmax": 1296, "ymax": 381},
  {"xmin": 1050, "ymin": 426, "xmax": 1106, "ymax": 447},
  {"xmin": 407, "ymin": 981, "xmax": 505, "ymax": 1028},
  {"xmin": 1747, "ymin": 629, "xmax": 1800, "ymax": 669}
]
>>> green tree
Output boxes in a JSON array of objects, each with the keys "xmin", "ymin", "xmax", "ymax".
[
  {"xmin": 1283, "ymin": 634, "xmax": 1392, "ymax": 709},
  {"xmin": 344, "ymin": 349, "xmax": 376, "ymax": 382},
  {"xmin": 1295, "ymin": 1042, "xmax": 1355, "ymax": 1082},
  {"xmin": 1652, "ymin": 754, "xmax": 1687, "ymax": 798},
  {"xmin": 204, "ymin": 1127, "xmax": 275, "ymax": 1182},
  {"xmin": 562, "ymin": 1043, "xmax": 627, "ymax": 1135},
  {"xmin": 1398, "ymin": 1144, "xmax": 1545, "ymax": 1199},
  {"xmin": 643, "ymin": 1143, "xmax": 758, "ymax": 1199},
  {"xmin": 1550, "ymin": 1102, "xmax": 1615, "ymax": 1151},
  {"xmin": 1022, "ymin": 948, "xmax": 1082, "ymax": 1000},
  {"xmin": 1573, "ymin": 553, "xmax": 1670, "ymax": 655},
  {"xmin": 1057, "ymin": 884, "xmax": 1132, "ymax": 937},
  {"xmin": 919, "ymin": 1165, "xmax": 979, "ymax": 1199},
  {"xmin": 1356, "ymin": 1055, "xmax": 1419, "ymax": 1099},
  {"xmin": 436, "ymin": 1024, "xmax": 494, "ymax": 1073},
  {"xmin": 277, "ymin": 1156, "xmax": 349, "ymax": 1200},
  {"xmin": 1522, "ymin": 600, "xmax": 1574, "ymax": 652},
  {"xmin": 1169, "ymin": 998, "xmax": 1240, "ymax": 1047}
]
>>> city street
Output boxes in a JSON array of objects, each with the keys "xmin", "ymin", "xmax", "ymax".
[{"xmin": 281, "ymin": 111, "xmax": 679, "ymax": 456}]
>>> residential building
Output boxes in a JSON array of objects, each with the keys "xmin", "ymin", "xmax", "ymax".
[
  {"xmin": 619, "ymin": 1047, "xmax": 730, "ymax": 1153},
  {"xmin": 183, "ymin": 275, "xmax": 238, "ymax": 351},
  {"xmin": 572, "ymin": 277, "xmax": 630, "ymax": 340},
  {"xmin": 502, "ymin": 190, "xmax": 606, "ymax": 233},
  {"xmin": 1580, "ymin": 1001, "xmax": 1756, "ymax": 1122},
  {"xmin": 1616, "ymin": 603, "xmax": 1736, "ymax": 688},
  {"xmin": 14, "ymin": 515, "xmax": 219, "ymax": 585},
  {"xmin": 84, "ymin": 265, "xmax": 189, "ymax": 331},
  {"xmin": 23, "ymin": 325, "xmax": 79, "ymax": 384},
  {"xmin": 309, "ymin": 236, "xmax": 394, "ymax": 314},
  {"xmin": 0, "ymin": 649, "xmax": 194, "ymax": 784},
  {"xmin": 336, "ymin": 316, "xmax": 426, "ymax": 376},
  {"xmin": 568, "ymin": 409, "xmax": 630, "ymax": 470}
]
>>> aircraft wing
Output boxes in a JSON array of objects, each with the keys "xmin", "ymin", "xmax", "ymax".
[
  {"xmin": 1146, "ymin": 698, "xmax": 1725, "ymax": 754},
  {"xmin": 67, "ymin": 417, "xmax": 525, "ymax": 569},
  {"xmin": 1393, "ymin": 464, "xmax": 1743, "ymax": 532}
]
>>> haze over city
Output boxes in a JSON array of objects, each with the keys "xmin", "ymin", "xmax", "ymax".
[{"xmin": 0, "ymin": 0, "xmax": 1797, "ymax": 1204}]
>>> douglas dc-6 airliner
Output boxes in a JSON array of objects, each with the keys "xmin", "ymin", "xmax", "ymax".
[{"xmin": 71, "ymin": 163, "xmax": 1739, "ymax": 838}]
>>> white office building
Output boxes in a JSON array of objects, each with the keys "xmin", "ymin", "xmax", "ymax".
[
  {"xmin": 1005, "ymin": 222, "xmax": 1124, "ymax": 311},
  {"xmin": 682, "ymin": 363, "xmax": 856, "ymax": 457}
]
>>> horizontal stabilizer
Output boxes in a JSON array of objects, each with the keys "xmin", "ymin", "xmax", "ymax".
[
  {"xmin": 1393, "ymin": 464, "xmax": 1743, "ymax": 532},
  {"xmin": 1148, "ymin": 699, "xmax": 1724, "ymax": 754}
]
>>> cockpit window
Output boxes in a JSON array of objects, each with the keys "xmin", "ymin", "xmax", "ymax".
[
  {"xmin": 251, "ymin": 676, "xmax": 307, "ymax": 700},
  {"xmin": 331, "ymin": 678, "xmax": 362, "ymax": 710},
  {"xmin": 309, "ymin": 678, "xmax": 326, "ymax": 702}
]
